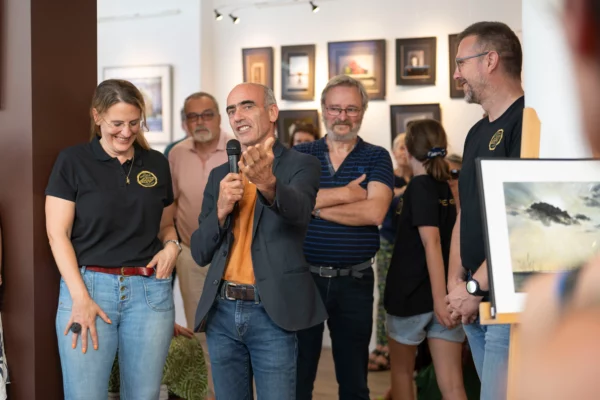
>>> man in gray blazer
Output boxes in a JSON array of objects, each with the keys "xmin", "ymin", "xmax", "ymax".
[{"xmin": 190, "ymin": 82, "xmax": 327, "ymax": 399}]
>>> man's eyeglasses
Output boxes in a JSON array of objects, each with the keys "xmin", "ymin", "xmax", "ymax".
[
  {"xmin": 325, "ymin": 106, "xmax": 361, "ymax": 117},
  {"xmin": 185, "ymin": 111, "xmax": 216, "ymax": 123},
  {"xmin": 455, "ymin": 51, "xmax": 490, "ymax": 69}
]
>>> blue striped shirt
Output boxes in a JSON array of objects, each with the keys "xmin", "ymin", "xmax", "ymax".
[{"xmin": 294, "ymin": 136, "xmax": 394, "ymax": 266}]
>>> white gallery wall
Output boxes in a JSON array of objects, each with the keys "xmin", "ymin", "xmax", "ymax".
[
  {"xmin": 97, "ymin": 0, "xmax": 203, "ymax": 145},
  {"xmin": 522, "ymin": 0, "xmax": 590, "ymax": 157},
  {"xmin": 210, "ymin": 0, "xmax": 522, "ymax": 155}
]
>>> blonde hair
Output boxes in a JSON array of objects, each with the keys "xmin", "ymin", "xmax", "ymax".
[
  {"xmin": 393, "ymin": 133, "xmax": 406, "ymax": 151},
  {"xmin": 89, "ymin": 79, "xmax": 150, "ymax": 150}
]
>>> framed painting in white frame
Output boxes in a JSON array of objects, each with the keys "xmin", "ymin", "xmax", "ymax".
[
  {"xmin": 103, "ymin": 65, "xmax": 172, "ymax": 146},
  {"xmin": 477, "ymin": 158, "xmax": 600, "ymax": 316}
]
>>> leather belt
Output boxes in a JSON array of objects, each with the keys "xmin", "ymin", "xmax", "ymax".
[
  {"xmin": 85, "ymin": 266, "xmax": 155, "ymax": 277},
  {"xmin": 309, "ymin": 260, "xmax": 372, "ymax": 279},
  {"xmin": 219, "ymin": 281, "xmax": 259, "ymax": 302}
]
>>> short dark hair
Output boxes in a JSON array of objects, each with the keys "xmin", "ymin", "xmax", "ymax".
[
  {"xmin": 458, "ymin": 21, "xmax": 522, "ymax": 80},
  {"xmin": 289, "ymin": 123, "xmax": 320, "ymax": 147}
]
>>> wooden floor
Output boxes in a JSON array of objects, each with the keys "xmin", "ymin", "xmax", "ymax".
[{"xmin": 313, "ymin": 347, "xmax": 390, "ymax": 400}]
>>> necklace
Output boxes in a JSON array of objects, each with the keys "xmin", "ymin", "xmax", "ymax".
[{"xmin": 126, "ymin": 155, "xmax": 135, "ymax": 184}]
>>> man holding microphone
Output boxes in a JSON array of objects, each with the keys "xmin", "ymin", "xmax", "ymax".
[{"xmin": 190, "ymin": 82, "xmax": 327, "ymax": 399}]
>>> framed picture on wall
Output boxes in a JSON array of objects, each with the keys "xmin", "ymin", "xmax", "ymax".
[
  {"xmin": 281, "ymin": 44, "xmax": 316, "ymax": 101},
  {"xmin": 477, "ymin": 158, "xmax": 600, "ymax": 315},
  {"xmin": 276, "ymin": 109, "xmax": 320, "ymax": 147},
  {"xmin": 396, "ymin": 37, "xmax": 437, "ymax": 86},
  {"xmin": 390, "ymin": 104, "xmax": 441, "ymax": 143},
  {"xmin": 448, "ymin": 34, "xmax": 464, "ymax": 99},
  {"xmin": 103, "ymin": 65, "xmax": 172, "ymax": 145},
  {"xmin": 242, "ymin": 47, "xmax": 274, "ymax": 90},
  {"xmin": 328, "ymin": 40, "xmax": 386, "ymax": 100}
]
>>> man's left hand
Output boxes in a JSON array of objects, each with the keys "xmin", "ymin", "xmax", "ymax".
[
  {"xmin": 239, "ymin": 136, "xmax": 276, "ymax": 189},
  {"xmin": 446, "ymin": 283, "xmax": 481, "ymax": 324}
]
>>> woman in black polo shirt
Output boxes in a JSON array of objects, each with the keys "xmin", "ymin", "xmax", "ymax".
[
  {"xmin": 384, "ymin": 120, "xmax": 466, "ymax": 400},
  {"xmin": 45, "ymin": 79, "xmax": 180, "ymax": 399}
]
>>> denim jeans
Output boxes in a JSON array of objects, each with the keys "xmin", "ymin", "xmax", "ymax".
[
  {"xmin": 463, "ymin": 318, "xmax": 510, "ymax": 400},
  {"xmin": 296, "ymin": 267, "xmax": 374, "ymax": 400},
  {"xmin": 56, "ymin": 267, "xmax": 175, "ymax": 400},
  {"xmin": 206, "ymin": 296, "xmax": 297, "ymax": 400}
]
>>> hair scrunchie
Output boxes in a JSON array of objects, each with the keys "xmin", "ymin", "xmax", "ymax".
[{"xmin": 427, "ymin": 147, "xmax": 447, "ymax": 159}]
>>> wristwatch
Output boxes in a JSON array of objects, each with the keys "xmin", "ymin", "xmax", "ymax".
[
  {"xmin": 314, "ymin": 209, "xmax": 321, "ymax": 219},
  {"xmin": 466, "ymin": 278, "xmax": 489, "ymax": 296},
  {"xmin": 164, "ymin": 239, "xmax": 182, "ymax": 254}
]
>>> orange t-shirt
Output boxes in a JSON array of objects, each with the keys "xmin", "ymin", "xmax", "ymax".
[{"xmin": 223, "ymin": 177, "xmax": 257, "ymax": 284}]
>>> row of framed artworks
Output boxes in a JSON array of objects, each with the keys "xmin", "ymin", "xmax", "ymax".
[
  {"xmin": 243, "ymin": 35, "xmax": 465, "ymax": 102},
  {"xmin": 276, "ymin": 103, "xmax": 441, "ymax": 146}
]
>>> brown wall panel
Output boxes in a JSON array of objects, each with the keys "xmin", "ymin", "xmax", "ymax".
[{"xmin": 0, "ymin": 0, "xmax": 96, "ymax": 398}]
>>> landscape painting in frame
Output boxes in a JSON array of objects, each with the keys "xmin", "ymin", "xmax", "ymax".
[
  {"xmin": 103, "ymin": 65, "xmax": 172, "ymax": 146},
  {"xmin": 281, "ymin": 44, "xmax": 315, "ymax": 101},
  {"xmin": 477, "ymin": 159, "xmax": 600, "ymax": 315},
  {"xmin": 328, "ymin": 40, "xmax": 386, "ymax": 100},
  {"xmin": 242, "ymin": 47, "xmax": 274, "ymax": 90},
  {"xmin": 504, "ymin": 182, "xmax": 600, "ymax": 292}
]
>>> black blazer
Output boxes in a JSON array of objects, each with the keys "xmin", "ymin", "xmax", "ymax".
[{"xmin": 190, "ymin": 140, "xmax": 328, "ymax": 332}]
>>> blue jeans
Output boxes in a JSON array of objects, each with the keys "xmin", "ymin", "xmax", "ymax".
[
  {"xmin": 56, "ymin": 267, "xmax": 175, "ymax": 400},
  {"xmin": 463, "ymin": 318, "xmax": 510, "ymax": 400},
  {"xmin": 206, "ymin": 296, "xmax": 297, "ymax": 400},
  {"xmin": 297, "ymin": 267, "xmax": 375, "ymax": 400}
]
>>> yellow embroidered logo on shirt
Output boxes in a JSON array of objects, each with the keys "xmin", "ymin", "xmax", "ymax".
[
  {"xmin": 489, "ymin": 129, "xmax": 504, "ymax": 151},
  {"xmin": 137, "ymin": 171, "xmax": 158, "ymax": 188}
]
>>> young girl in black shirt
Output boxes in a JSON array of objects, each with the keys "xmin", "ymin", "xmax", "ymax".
[{"xmin": 384, "ymin": 119, "xmax": 467, "ymax": 400}]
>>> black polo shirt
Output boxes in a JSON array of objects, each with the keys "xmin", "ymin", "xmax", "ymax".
[
  {"xmin": 459, "ymin": 96, "xmax": 524, "ymax": 272},
  {"xmin": 384, "ymin": 175, "xmax": 456, "ymax": 317},
  {"xmin": 45, "ymin": 136, "xmax": 174, "ymax": 267}
]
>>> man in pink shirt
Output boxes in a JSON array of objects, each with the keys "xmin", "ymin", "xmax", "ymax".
[{"xmin": 169, "ymin": 92, "xmax": 233, "ymax": 330}]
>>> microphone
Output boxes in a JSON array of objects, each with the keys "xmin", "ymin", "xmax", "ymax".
[{"xmin": 226, "ymin": 139, "xmax": 241, "ymax": 174}]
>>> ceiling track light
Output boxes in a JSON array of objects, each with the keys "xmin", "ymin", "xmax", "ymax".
[
  {"xmin": 229, "ymin": 13, "xmax": 240, "ymax": 24},
  {"xmin": 310, "ymin": 1, "xmax": 319, "ymax": 13},
  {"xmin": 214, "ymin": 9, "xmax": 223, "ymax": 21}
]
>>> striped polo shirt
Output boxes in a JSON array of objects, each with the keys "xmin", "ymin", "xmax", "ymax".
[{"xmin": 294, "ymin": 136, "xmax": 394, "ymax": 267}]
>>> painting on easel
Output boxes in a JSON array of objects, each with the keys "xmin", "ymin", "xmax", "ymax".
[{"xmin": 477, "ymin": 158, "xmax": 600, "ymax": 314}]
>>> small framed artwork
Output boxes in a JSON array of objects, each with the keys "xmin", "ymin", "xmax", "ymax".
[
  {"xmin": 281, "ymin": 44, "xmax": 315, "ymax": 101},
  {"xmin": 328, "ymin": 40, "xmax": 386, "ymax": 100},
  {"xmin": 242, "ymin": 47, "xmax": 274, "ymax": 89},
  {"xmin": 477, "ymin": 158, "xmax": 600, "ymax": 315},
  {"xmin": 390, "ymin": 104, "xmax": 441, "ymax": 143},
  {"xmin": 448, "ymin": 34, "xmax": 464, "ymax": 99},
  {"xmin": 103, "ymin": 65, "xmax": 172, "ymax": 145},
  {"xmin": 396, "ymin": 37, "xmax": 437, "ymax": 86},
  {"xmin": 276, "ymin": 109, "xmax": 320, "ymax": 147}
]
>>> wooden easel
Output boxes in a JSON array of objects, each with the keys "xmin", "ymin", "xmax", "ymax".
[{"xmin": 478, "ymin": 107, "xmax": 541, "ymax": 400}]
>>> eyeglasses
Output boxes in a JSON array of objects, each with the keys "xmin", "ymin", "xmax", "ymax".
[
  {"xmin": 455, "ymin": 51, "xmax": 490, "ymax": 69},
  {"xmin": 325, "ymin": 106, "xmax": 362, "ymax": 117},
  {"xmin": 101, "ymin": 117, "xmax": 145, "ymax": 132},
  {"xmin": 185, "ymin": 111, "xmax": 216, "ymax": 123}
]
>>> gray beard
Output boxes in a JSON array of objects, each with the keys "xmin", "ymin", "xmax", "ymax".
[{"xmin": 325, "ymin": 123, "xmax": 361, "ymax": 142}]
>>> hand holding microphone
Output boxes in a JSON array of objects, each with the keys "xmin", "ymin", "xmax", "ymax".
[{"xmin": 217, "ymin": 140, "xmax": 244, "ymax": 226}]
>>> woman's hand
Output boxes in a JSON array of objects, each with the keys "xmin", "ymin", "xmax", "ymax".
[
  {"xmin": 147, "ymin": 243, "xmax": 179, "ymax": 279},
  {"xmin": 64, "ymin": 296, "xmax": 111, "ymax": 353},
  {"xmin": 174, "ymin": 323, "xmax": 195, "ymax": 339},
  {"xmin": 434, "ymin": 297, "xmax": 455, "ymax": 329}
]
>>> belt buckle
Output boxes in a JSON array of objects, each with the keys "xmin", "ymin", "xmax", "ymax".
[
  {"xmin": 319, "ymin": 266, "xmax": 334, "ymax": 278},
  {"xmin": 121, "ymin": 267, "xmax": 126, "ymax": 276},
  {"xmin": 224, "ymin": 282, "xmax": 238, "ymax": 300}
]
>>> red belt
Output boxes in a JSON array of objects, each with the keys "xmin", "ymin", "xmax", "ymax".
[{"xmin": 85, "ymin": 266, "xmax": 155, "ymax": 277}]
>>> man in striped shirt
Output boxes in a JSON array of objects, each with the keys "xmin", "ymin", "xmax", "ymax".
[{"xmin": 294, "ymin": 75, "xmax": 394, "ymax": 399}]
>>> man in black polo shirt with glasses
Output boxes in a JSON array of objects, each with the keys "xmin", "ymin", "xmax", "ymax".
[{"xmin": 445, "ymin": 22, "xmax": 525, "ymax": 400}]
